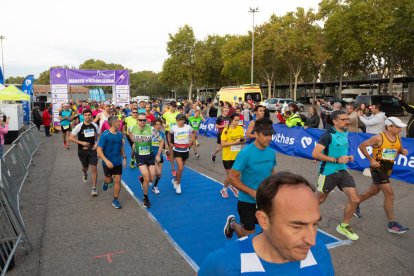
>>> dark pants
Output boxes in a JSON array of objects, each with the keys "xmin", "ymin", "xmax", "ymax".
[{"xmin": 45, "ymin": 126, "xmax": 51, "ymax": 136}]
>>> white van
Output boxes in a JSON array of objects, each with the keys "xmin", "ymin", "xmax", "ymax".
[
  {"xmin": 341, "ymin": 89, "xmax": 371, "ymax": 103},
  {"xmin": 131, "ymin": 95, "xmax": 150, "ymax": 103}
]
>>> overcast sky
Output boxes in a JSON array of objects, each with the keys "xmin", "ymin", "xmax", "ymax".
[{"xmin": 1, "ymin": 0, "xmax": 320, "ymax": 79}]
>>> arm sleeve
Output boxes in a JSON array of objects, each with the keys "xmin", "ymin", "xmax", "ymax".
[
  {"xmin": 92, "ymin": 123, "xmax": 100, "ymax": 135},
  {"xmin": 97, "ymin": 133, "xmax": 106, "ymax": 148},
  {"xmin": 358, "ymin": 115, "xmax": 381, "ymax": 126},
  {"xmin": 71, "ymin": 123, "xmax": 82, "ymax": 136},
  {"xmin": 317, "ymin": 131, "xmax": 332, "ymax": 147}
]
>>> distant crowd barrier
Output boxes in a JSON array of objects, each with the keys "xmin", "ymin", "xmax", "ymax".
[
  {"xmin": 199, "ymin": 118, "xmax": 414, "ymax": 184},
  {"xmin": 1, "ymin": 125, "xmax": 41, "ymax": 275}
]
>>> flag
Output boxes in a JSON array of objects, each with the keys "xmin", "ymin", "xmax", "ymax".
[
  {"xmin": 0, "ymin": 66, "xmax": 4, "ymax": 84},
  {"xmin": 21, "ymin": 75, "xmax": 35, "ymax": 124}
]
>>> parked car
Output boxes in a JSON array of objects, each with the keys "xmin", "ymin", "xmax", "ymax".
[
  {"xmin": 264, "ymin": 98, "xmax": 305, "ymax": 112},
  {"xmin": 323, "ymin": 97, "xmax": 347, "ymax": 107},
  {"xmin": 354, "ymin": 95, "xmax": 405, "ymax": 117}
]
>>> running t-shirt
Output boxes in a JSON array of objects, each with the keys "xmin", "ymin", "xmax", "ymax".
[
  {"xmin": 124, "ymin": 116, "xmax": 137, "ymax": 135},
  {"xmin": 59, "ymin": 110, "xmax": 73, "ymax": 128},
  {"xmin": 188, "ymin": 116, "xmax": 203, "ymax": 131},
  {"xmin": 101, "ymin": 120, "xmax": 124, "ymax": 132},
  {"xmin": 199, "ymin": 235, "xmax": 334, "ymax": 276},
  {"xmin": 221, "ymin": 126, "xmax": 245, "ymax": 161},
  {"xmin": 170, "ymin": 124, "xmax": 193, "ymax": 152},
  {"xmin": 216, "ymin": 115, "xmax": 230, "ymax": 135},
  {"xmin": 99, "ymin": 112, "xmax": 109, "ymax": 129},
  {"xmin": 232, "ymin": 143, "xmax": 276, "ymax": 204},
  {"xmin": 163, "ymin": 111, "xmax": 180, "ymax": 132},
  {"xmin": 97, "ymin": 130, "xmax": 124, "ymax": 167},
  {"xmin": 71, "ymin": 122, "xmax": 100, "ymax": 151},
  {"xmin": 317, "ymin": 127, "xmax": 348, "ymax": 176},
  {"xmin": 129, "ymin": 124, "xmax": 158, "ymax": 156},
  {"xmin": 152, "ymin": 130, "xmax": 165, "ymax": 155}
]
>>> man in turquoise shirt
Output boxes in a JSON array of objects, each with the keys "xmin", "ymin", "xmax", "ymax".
[{"xmin": 224, "ymin": 118, "xmax": 276, "ymax": 239}]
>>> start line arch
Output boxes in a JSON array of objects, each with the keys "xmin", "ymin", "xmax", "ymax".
[{"xmin": 49, "ymin": 68, "xmax": 130, "ymax": 127}]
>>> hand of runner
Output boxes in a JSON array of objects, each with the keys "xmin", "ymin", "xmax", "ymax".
[
  {"xmin": 369, "ymin": 159, "xmax": 380, "ymax": 168},
  {"xmin": 83, "ymin": 141, "xmax": 90, "ymax": 147},
  {"xmin": 155, "ymin": 155, "xmax": 161, "ymax": 163},
  {"xmin": 106, "ymin": 160, "xmax": 114, "ymax": 169},
  {"xmin": 338, "ymin": 156, "xmax": 350, "ymax": 164},
  {"xmin": 401, "ymin": 148, "xmax": 408, "ymax": 156},
  {"xmin": 348, "ymin": 155, "xmax": 354, "ymax": 162}
]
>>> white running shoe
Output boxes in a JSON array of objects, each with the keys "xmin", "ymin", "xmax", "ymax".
[
  {"xmin": 152, "ymin": 186, "xmax": 160, "ymax": 194},
  {"xmin": 176, "ymin": 185, "xmax": 182, "ymax": 194},
  {"xmin": 171, "ymin": 179, "xmax": 178, "ymax": 189}
]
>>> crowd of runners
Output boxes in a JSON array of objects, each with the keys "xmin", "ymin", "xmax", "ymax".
[{"xmin": 42, "ymin": 96, "xmax": 413, "ymax": 275}]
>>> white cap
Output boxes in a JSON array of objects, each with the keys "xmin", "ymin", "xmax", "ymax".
[
  {"xmin": 385, "ymin": 117, "xmax": 407, "ymax": 128},
  {"xmin": 104, "ymin": 101, "xmax": 110, "ymax": 106}
]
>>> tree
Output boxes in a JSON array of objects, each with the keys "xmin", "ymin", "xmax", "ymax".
[
  {"xmin": 221, "ymin": 35, "xmax": 251, "ymax": 85},
  {"xmin": 5, "ymin": 76, "xmax": 24, "ymax": 85},
  {"xmin": 160, "ymin": 25, "xmax": 197, "ymax": 99}
]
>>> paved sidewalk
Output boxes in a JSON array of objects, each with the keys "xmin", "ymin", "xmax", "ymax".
[{"xmin": 8, "ymin": 130, "xmax": 194, "ymax": 276}]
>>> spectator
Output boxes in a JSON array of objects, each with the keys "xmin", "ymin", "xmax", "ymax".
[
  {"xmin": 42, "ymin": 106, "xmax": 52, "ymax": 137},
  {"xmin": 346, "ymin": 104, "xmax": 360, "ymax": 132},
  {"xmin": 275, "ymin": 110, "xmax": 285, "ymax": 124},
  {"xmin": 33, "ymin": 106, "xmax": 42, "ymax": 130},
  {"xmin": 399, "ymin": 100, "xmax": 414, "ymax": 138},
  {"xmin": 0, "ymin": 115, "xmax": 10, "ymax": 158},
  {"xmin": 305, "ymin": 106, "xmax": 320, "ymax": 129},
  {"xmin": 285, "ymin": 104, "xmax": 304, "ymax": 128},
  {"xmin": 358, "ymin": 104, "xmax": 386, "ymax": 134}
]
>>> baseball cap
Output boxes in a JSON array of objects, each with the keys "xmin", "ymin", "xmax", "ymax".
[{"xmin": 385, "ymin": 117, "xmax": 407, "ymax": 128}]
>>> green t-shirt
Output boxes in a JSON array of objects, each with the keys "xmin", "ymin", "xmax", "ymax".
[
  {"xmin": 188, "ymin": 116, "xmax": 203, "ymax": 131},
  {"xmin": 162, "ymin": 111, "xmax": 180, "ymax": 131},
  {"xmin": 124, "ymin": 116, "xmax": 137, "ymax": 134},
  {"xmin": 130, "ymin": 124, "xmax": 154, "ymax": 155}
]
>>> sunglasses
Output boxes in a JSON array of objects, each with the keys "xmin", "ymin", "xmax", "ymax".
[
  {"xmin": 138, "ymin": 119, "xmax": 147, "ymax": 122},
  {"xmin": 132, "ymin": 112, "xmax": 138, "ymax": 114}
]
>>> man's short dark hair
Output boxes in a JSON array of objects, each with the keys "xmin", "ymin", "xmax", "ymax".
[
  {"xmin": 82, "ymin": 109, "xmax": 92, "ymax": 115},
  {"xmin": 254, "ymin": 118, "xmax": 274, "ymax": 135},
  {"xmin": 330, "ymin": 110, "xmax": 346, "ymax": 121},
  {"xmin": 254, "ymin": 105, "xmax": 265, "ymax": 112},
  {"xmin": 372, "ymin": 103, "xmax": 382, "ymax": 111},
  {"xmin": 256, "ymin": 172, "xmax": 315, "ymax": 220}
]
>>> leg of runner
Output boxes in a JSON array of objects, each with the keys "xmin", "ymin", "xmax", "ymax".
[
  {"xmin": 175, "ymin": 157, "xmax": 184, "ymax": 194},
  {"xmin": 91, "ymin": 164, "xmax": 97, "ymax": 190},
  {"xmin": 152, "ymin": 161, "xmax": 162, "ymax": 194},
  {"xmin": 379, "ymin": 184, "xmax": 395, "ymax": 222},
  {"xmin": 211, "ymin": 144, "xmax": 222, "ymax": 162},
  {"xmin": 65, "ymin": 131, "xmax": 71, "ymax": 149},
  {"xmin": 168, "ymin": 133, "xmax": 176, "ymax": 176},
  {"xmin": 112, "ymin": 174, "xmax": 122, "ymax": 209},
  {"xmin": 355, "ymin": 184, "xmax": 380, "ymax": 218},
  {"xmin": 193, "ymin": 134, "xmax": 200, "ymax": 159},
  {"xmin": 138, "ymin": 165, "xmax": 152, "ymax": 208}
]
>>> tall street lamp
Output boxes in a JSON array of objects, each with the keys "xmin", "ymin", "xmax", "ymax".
[
  {"xmin": 249, "ymin": 7, "xmax": 259, "ymax": 84},
  {"xmin": 0, "ymin": 35, "xmax": 5, "ymax": 79}
]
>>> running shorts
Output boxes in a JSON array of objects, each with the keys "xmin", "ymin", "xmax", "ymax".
[
  {"xmin": 222, "ymin": 160, "xmax": 235, "ymax": 170},
  {"xmin": 371, "ymin": 168, "xmax": 392, "ymax": 184},
  {"xmin": 61, "ymin": 124, "xmax": 72, "ymax": 133},
  {"xmin": 134, "ymin": 153, "xmax": 156, "ymax": 167},
  {"xmin": 103, "ymin": 164, "xmax": 122, "ymax": 177},
  {"xmin": 237, "ymin": 201, "xmax": 258, "ymax": 231},
  {"xmin": 317, "ymin": 170, "xmax": 356, "ymax": 194},
  {"xmin": 173, "ymin": 150, "xmax": 189, "ymax": 161},
  {"xmin": 78, "ymin": 149, "xmax": 98, "ymax": 168}
]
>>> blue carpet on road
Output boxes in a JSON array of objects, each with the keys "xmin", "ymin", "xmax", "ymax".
[{"xmin": 121, "ymin": 145, "xmax": 345, "ymax": 270}]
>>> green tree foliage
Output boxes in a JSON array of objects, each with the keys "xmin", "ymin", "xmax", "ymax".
[
  {"xmin": 221, "ymin": 35, "xmax": 251, "ymax": 85},
  {"xmin": 5, "ymin": 76, "xmax": 24, "ymax": 85}
]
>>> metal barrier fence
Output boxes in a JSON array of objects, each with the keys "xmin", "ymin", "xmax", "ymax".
[{"xmin": 1, "ymin": 125, "xmax": 42, "ymax": 275}]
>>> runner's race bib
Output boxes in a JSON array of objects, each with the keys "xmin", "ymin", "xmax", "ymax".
[
  {"xmin": 382, "ymin": 148, "xmax": 398, "ymax": 161},
  {"xmin": 139, "ymin": 146, "xmax": 151, "ymax": 155},
  {"xmin": 62, "ymin": 125, "xmax": 69, "ymax": 130},
  {"xmin": 231, "ymin": 145, "xmax": 241, "ymax": 152},
  {"xmin": 84, "ymin": 128, "xmax": 95, "ymax": 138},
  {"xmin": 176, "ymin": 133, "xmax": 187, "ymax": 140}
]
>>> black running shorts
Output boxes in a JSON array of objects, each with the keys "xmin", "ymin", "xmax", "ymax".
[
  {"xmin": 103, "ymin": 164, "xmax": 122, "ymax": 177},
  {"xmin": 317, "ymin": 170, "xmax": 356, "ymax": 194},
  {"xmin": 134, "ymin": 153, "xmax": 156, "ymax": 167},
  {"xmin": 371, "ymin": 168, "xmax": 392, "ymax": 184},
  {"xmin": 222, "ymin": 160, "xmax": 235, "ymax": 170},
  {"xmin": 237, "ymin": 201, "xmax": 258, "ymax": 231},
  {"xmin": 78, "ymin": 149, "xmax": 98, "ymax": 168},
  {"xmin": 173, "ymin": 150, "xmax": 189, "ymax": 161}
]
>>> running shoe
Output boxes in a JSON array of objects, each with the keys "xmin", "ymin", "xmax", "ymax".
[
  {"xmin": 83, "ymin": 173, "xmax": 88, "ymax": 183},
  {"xmin": 152, "ymin": 186, "xmax": 160, "ymax": 194},
  {"xmin": 224, "ymin": 215, "xmax": 236, "ymax": 239},
  {"xmin": 195, "ymin": 153, "xmax": 200, "ymax": 159},
  {"xmin": 171, "ymin": 179, "xmax": 178, "ymax": 189},
  {"xmin": 139, "ymin": 176, "xmax": 144, "ymax": 190},
  {"xmin": 220, "ymin": 188, "xmax": 229, "ymax": 198},
  {"xmin": 112, "ymin": 199, "xmax": 122, "ymax": 209},
  {"xmin": 176, "ymin": 185, "xmax": 182, "ymax": 194},
  {"xmin": 388, "ymin": 221, "xmax": 409, "ymax": 234},
  {"xmin": 129, "ymin": 160, "xmax": 135, "ymax": 169},
  {"xmin": 171, "ymin": 169, "xmax": 177, "ymax": 177},
  {"xmin": 336, "ymin": 223, "xmax": 359, "ymax": 241},
  {"xmin": 211, "ymin": 152, "xmax": 216, "ymax": 162},
  {"xmin": 143, "ymin": 197, "xmax": 151, "ymax": 208},
  {"xmin": 91, "ymin": 187, "xmax": 98, "ymax": 196},
  {"xmin": 353, "ymin": 205, "xmax": 362, "ymax": 218},
  {"xmin": 166, "ymin": 150, "xmax": 170, "ymax": 161},
  {"xmin": 102, "ymin": 182, "xmax": 108, "ymax": 192},
  {"xmin": 229, "ymin": 185, "xmax": 239, "ymax": 198}
]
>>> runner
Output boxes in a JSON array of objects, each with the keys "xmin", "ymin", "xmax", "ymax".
[
  {"xmin": 162, "ymin": 100, "xmax": 180, "ymax": 176},
  {"xmin": 93, "ymin": 101, "xmax": 111, "ymax": 130},
  {"xmin": 129, "ymin": 113, "xmax": 161, "ymax": 208},
  {"xmin": 200, "ymin": 172, "xmax": 334, "ymax": 275},
  {"xmin": 245, "ymin": 105, "xmax": 265, "ymax": 141},
  {"xmin": 145, "ymin": 103, "xmax": 156, "ymax": 125},
  {"xmin": 151, "ymin": 118, "xmax": 165, "ymax": 194},
  {"xmin": 211, "ymin": 105, "xmax": 230, "ymax": 162},
  {"xmin": 170, "ymin": 114, "xmax": 195, "ymax": 194},
  {"xmin": 356, "ymin": 117, "xmax": 409, "ymax": 234},
  {"xmin": 223, "ymin": 118, "xmax": 276, "ymax": 239},
  {"xmin": 124, "ymin": 107, "xmax": 139, "ymax": 168},
  {"xmin": 219, "ymin": 113, "xmax": 244, "ymax": 198},
  {"xmin": 69, "ymin": 109, "xmax": 100, "ymax": 196},
  {"xmin": 188, "ymin": 109, "xmax": 204, "ymax": 159},
  {"xmin": 311, "ymin": 110, "xmax": 360, "ymax": 241},
  {"xmin": 97, "ymin": 116, "xmax": 127, "ymax": 209},
  {"xmin": 58, "ymin": 103, "xmax": 75, "ymax": 149}
]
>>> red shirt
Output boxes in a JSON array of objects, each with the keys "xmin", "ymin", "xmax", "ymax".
[
  {"xmin": 42, "ymin": 110, "xmax": 52, "ymax": 126},
  {"xmin": 146, "ymin": 113, "xmax": 156, "ymax": 124}
]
